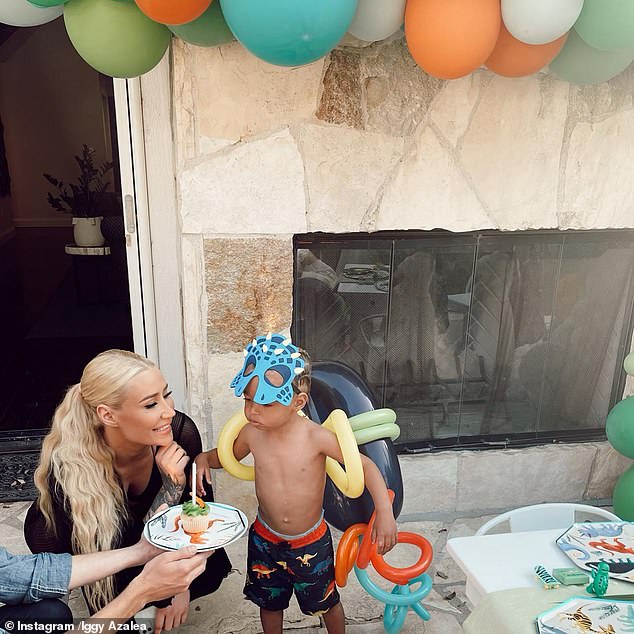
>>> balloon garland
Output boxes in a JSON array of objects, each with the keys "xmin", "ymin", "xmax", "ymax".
[{"xmin": 6, "ymin": 0, "xmax": 634, "ymax": 83}]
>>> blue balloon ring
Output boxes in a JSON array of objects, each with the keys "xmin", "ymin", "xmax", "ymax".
[
  {"xmin": 354, "ymin": 567, "xmax": 432, "ymax": 606},
  {"xmin": 382, "ymin": 579, "xmax": 432, "ymax": 634}
]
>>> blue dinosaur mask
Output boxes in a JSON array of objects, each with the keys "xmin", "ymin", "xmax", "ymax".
[{"xmin": 230, "ymin": 333, "xmax": 305, "ymax": 405}]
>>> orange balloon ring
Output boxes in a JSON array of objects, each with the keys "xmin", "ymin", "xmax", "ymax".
[
  {"xmin": 371, "ymin": 532, "xmax": 434, "ymax": 586},
  {"xmin": 335, "ymin": 523, "xmax": 365, "ymax": 588},
  {"xmin": 336, "ymin": 490, "xmax": 434, "ymax": 587}
]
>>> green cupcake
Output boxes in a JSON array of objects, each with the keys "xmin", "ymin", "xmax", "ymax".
[{"xmin": 181, "ymin": 497, "xmax": 210, "ymax": 533}]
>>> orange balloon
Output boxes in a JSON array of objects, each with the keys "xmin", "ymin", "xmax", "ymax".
[
  {"xmin": 485, "ymin": 23, "xmax": 567, "ymax": 77},
  {"xmin": 405, "ymin": 0, "xmax": 501, "ymax": 79},
  {"xmin": 334, "ymin": 523, "xmax": 366, "ymax": 588},
  {"xmin": 370, "ymin": 532, "xmax": 433, "ymax": 585},
  {"xmin": 135, "ymin": 0, "xmax": 212, "ymax": 25}
]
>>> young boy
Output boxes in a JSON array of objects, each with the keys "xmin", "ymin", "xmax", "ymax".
[{"xmin": 195, "ymin": 333, "xmax": 397, "ymax": 634}]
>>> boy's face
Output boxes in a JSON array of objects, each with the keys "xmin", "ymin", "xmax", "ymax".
[{"xmin": 242, "ymin": 377, "xmax": 306, "ymax": 431}]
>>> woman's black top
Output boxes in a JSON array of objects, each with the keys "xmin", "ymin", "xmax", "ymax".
[{"xmin": 24, "ymin": 411, "xmax": 231, "ymax": 606}]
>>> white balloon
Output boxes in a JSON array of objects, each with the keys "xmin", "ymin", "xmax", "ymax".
[
  {"xmin": 0, "ymin": 0, "xmax": 63, "ymax": 27},
  {"xmin": 348, "ymin": 0, "xmax": 406, "ymax": 42},
  {"xmin": 502, "ymin": 0, "xmax": 584, "ymax": 45}
]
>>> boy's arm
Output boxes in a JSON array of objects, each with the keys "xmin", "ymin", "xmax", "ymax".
[
  {"xmin": 360, "ymin": 454, "xmax": 398, "ymax": 555},
  {"xmin": 195, "ymin": 428, "xmax": 251, "ymax": 496},
  {"xmin": 317, "ymin": 426, "xmax": 398, "ymax": 555}
]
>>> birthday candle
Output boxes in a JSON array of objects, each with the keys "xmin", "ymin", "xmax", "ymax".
[{"xmin": 191, "ymin": 462, "xmax": 196, "ymax": 504}]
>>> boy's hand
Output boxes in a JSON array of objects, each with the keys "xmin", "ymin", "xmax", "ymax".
[
  {"xmin": 372, "ymin": 509, "xmax": 398, "ymax": 555},
  {"xmin": 194, "ymin": 452, "xmax": 211, "ymax": 496}
]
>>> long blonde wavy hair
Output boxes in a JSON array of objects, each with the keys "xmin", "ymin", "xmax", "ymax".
[{"xmin": 34, "ymin": 349, "xmax": 156, "ymax": 611}]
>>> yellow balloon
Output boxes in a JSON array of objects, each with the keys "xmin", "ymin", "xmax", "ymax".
[
  {"xmin": 217, "ymin": 410, "xmax": 254, "ymax": 481},
  {"xmin": 216, "ymin": 408, "xmax": 365, "ymax": 498},
  {"xmin": 322, "ymin": 409, "xmax": 365, "ymax": 498}
]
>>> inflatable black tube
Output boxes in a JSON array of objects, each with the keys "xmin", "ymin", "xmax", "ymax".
[{"xmin": 306, "ymin": 361, "xmax": 404, "ymax": 532}]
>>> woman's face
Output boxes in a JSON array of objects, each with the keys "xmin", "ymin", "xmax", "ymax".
[{"xmin": 102, "ymin": 367, "xmax": 175, "ymax": 447}]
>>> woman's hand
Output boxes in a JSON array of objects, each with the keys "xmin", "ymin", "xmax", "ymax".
[
  {"xmin": 155, "ymin": 441, "xmax": 190, "ymax": 487},
  {"xmin": 154, "ymin": 590, "xmax": 190, "ymax": 634},
  {"xmin": 144, "ymin": 443, "xmax": 189, "ymax": 520}
]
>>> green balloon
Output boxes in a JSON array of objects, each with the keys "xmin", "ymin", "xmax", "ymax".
[
  {"xmin": 625, "ymin": 353, "xmax": 634, "ymax": 376},
  {"xmin": 613, "ymin": 465, "xmax": 634, "ymax": 520},
  {"xmin": 606, "ymin": 396, "xmax": 634, "ymax": 458},
  {"xmin": 168, "ymin": 1, "xmax": 234, "ymax": 47},
  {"xmin": 575, "ymin": 0, "xmax": 634, "ymax": 52},
  {"xmin": 27, "ymin": 0, "xmax": 65, "ymax": 7},
  {"xmin": 549, "ymin": 29, "xmax": 634, "ymax": 85},
  {"xmin": 64, "ymin": 0, "xmax": 171, "ymax": 79}
]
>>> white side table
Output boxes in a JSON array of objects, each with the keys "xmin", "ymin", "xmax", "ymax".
[{"xmin": 447, "ymin": 528, "xmax": 571, "ymax": 607}]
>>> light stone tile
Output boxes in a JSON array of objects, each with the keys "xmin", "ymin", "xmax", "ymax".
[
  {"xmin": 422, "ymin": 609, "xmax": 465, "ymax": 633},
  {"xmin": 299, "ymin": 124, "xmax": 403, "ymax": 233},
  {"xmin": 585, "ymin": 441, "xmax": 633, "ymax": 500},
  {"xmin": 204, "ymin": 236, "xmax": 293, "ymax": 353},
  {"xmin": 567, "ymin": 64, "xmax": 634, "ymax": 124},
  {"xmin": 180, "ymin": 129, "xmax": 307, "ymax": 234},
  {"xmin": 460, "ymin": 74, "xmax": 568, "ymax": 230},
  {"xmin": 456, "ymin": 444, "xmax": 598, "ymax": 512},
  {"xmin": 430, "ymin": 72, "xmax": 487, "ymax": 148},
  {"xmin": 175, "ymin": 41, "xmax": 323, "ymax": 150},
  {"xmin": 375, "ymin": 126, "xmax": 493, "ymax": 232},
  {"xmin": 181, "ymin": 234, "xmax": 211, "ymax": 431},
  {"xmin": 0, "ymin": 501, "xmax": 30, "ymax": 523},
  {"xmin": 423, "ymin": 588, "xmax": 463, "ymax": 615},
  {"xmin": 171, "ymin": 39, "xmax": 197, "ymax": 168},
  {"xmin": 207, "ymin": 351, "xmax": 248, "ymax": 444},
  {"xmin": 561, "ymin": 111, "xmax": 634, "ymax": 229},
  {"xmin": 446, "ymin": 515, "xmax": 497, "ymax": 540},
  {"xmin": 400, "ymin": 454, "xmax": 459, "ymax": 515},
  {"xmin": 0, "ymin": 521, "xmax": 29, "ymax": 554},
  {"xmin": 432, "ymin": 551, "xmax": 468, "ymax": 587}
]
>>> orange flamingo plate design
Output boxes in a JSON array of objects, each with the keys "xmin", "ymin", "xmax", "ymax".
[{"xmin": 144, "ymin": 502, "xmax": 248, "ymax": 552}]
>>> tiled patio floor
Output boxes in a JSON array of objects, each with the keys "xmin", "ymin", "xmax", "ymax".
[{"xmin": 1, "ymin": 501, "xmax": 488, "ymax": 633}]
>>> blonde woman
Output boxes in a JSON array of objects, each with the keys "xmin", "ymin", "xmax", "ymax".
[{"xmin": 24, "ymin": 350, "xmax": 231, "ymax": 634}]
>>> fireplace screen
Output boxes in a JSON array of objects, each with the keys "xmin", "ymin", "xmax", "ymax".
[{"xmin": 292, "ymin": 231, "xmax": 634, "ymax": 450}]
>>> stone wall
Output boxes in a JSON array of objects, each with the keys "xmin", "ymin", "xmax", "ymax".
[{"xmin": 171, "ymin": 35, "xmax": 634, "ymax": 517}]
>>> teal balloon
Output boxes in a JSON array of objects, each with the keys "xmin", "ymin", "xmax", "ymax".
[
  {"xmin": 27, "ymin": 0, "xmax": 65, "ymax": 7},
  {"xmin": 575, "ymin": 0, "xmax": 634, "ymax": 52},
  {"xmin": 169, "ymin": 1, "xmax": 233, "ymax": 47},
  {"xmin": 64, "ymin": 0, "xmax": 171, "ymax": 78},
  {"xmin": 606, "ymin": 397, "xmax": 634, "ymax": 459},
  {"xmin": 613, "ymin": 465, "xmax": 634, "ymax": 520},
  {"xmin": 625, "ymin": 353, "xmax": 634, "ymax": 376},
  {"xmin": 219, "ymin": 0, "xmax": 358, "ymax": 66},
  {"xmin": 549, "ymin": 29, "xmax": 634, "ymax": 85}
]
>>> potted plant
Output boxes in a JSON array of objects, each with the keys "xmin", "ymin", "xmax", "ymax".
[{"xmin": 44, "ymin": 145, "xmax": 114, "ymax": 247}]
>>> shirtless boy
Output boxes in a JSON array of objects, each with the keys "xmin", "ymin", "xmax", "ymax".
[{"xmin": 195, "ymin": 333, "xmax": 397, "ymax": 634}]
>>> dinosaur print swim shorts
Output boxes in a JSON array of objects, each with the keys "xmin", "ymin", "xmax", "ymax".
[{"xmin": 244, "ymin": 514, "xmax": 340, "ymax": 615}]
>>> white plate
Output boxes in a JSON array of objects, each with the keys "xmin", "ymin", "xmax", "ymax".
[
  {"xmin": 556, "ymin": 522, "xmax": 634, "ymax": 583},
  {"xmin": 144, "ymin": 502, "xmax": 248, "ymax": 552},
  {"xmin": 537, "ymin": 596, "xmax": 634, "ymax": 633}
]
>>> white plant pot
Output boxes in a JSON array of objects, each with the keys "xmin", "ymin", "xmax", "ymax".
[{"xmin": 72, "ymin": 216, "xmax": 104, "ymax": 247}]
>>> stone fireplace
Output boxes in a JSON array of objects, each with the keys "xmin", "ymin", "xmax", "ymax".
[{"xmin": 170, "ymin": 35, "xmax": 634, "ymax": 519}]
